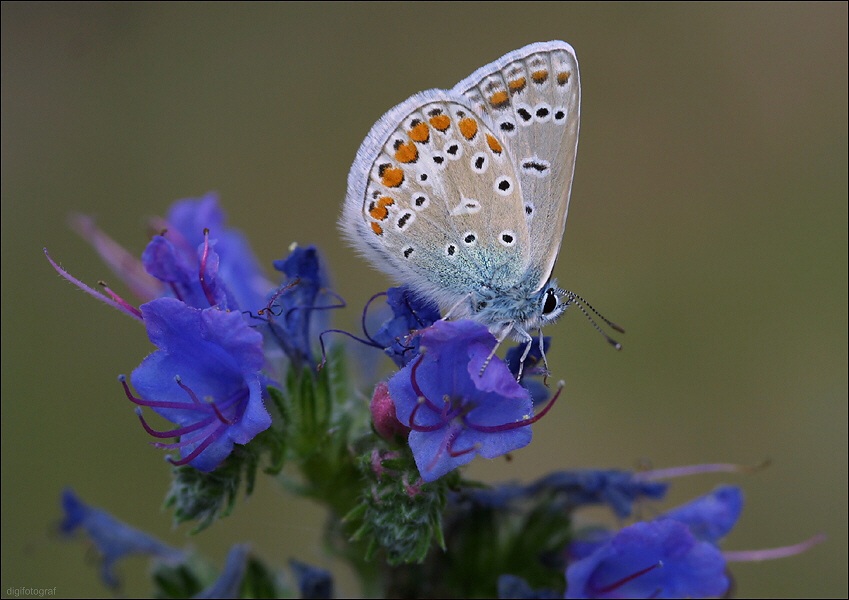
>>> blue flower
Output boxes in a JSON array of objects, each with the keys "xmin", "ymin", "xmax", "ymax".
[
  {"xmin": 68, "ymin": 213, "xmax": 164, "ymax": 301},
  {"xmin": 659, "ymin": 484, "xmax": 742, "ymax": 543},
  {"xmin": 370, "ymin": 286, "xmax": 440, "ymax": 367},
  {"xmin": 264, "ymin": 244, "xmax": 337, "ymax": 368},
  {"xmin": 47, "ymin": 194, "xmax": 275, "ymax": 337},
  {"xmin": 59, "ymin": 488, "xmax": 184, "ymax": 588},
  {"xmin": 154, "ymin": 193, "xmax": 272, "ymax": 315},
  {"xmin": 566, "ymin": 519, "xmax": 728, "ymax": 599},
  {"xmin": 49, "ymin": 196, "xmax": 277, "ymax": 472},
  {"xmin": 565, "ymin": 483, "xmax": 826, "ymax": 598},
  {"xmin": 122, "ymin": 298, "xmax": 272, "ymax": 472},
  {"xmin": 526, "ymin": 469, "xmax": 668, "ymax": 519},
  {"xmin": 289, "ymin": 559, "xmax": 334, "ymax": 599},
  {"xmin": 57, "ymin": 193, "xmax": 271, "ymax": 314},
  {"xmin": 387, "ymin": 320, "xmax": 560, "ymax": 482},
  {"xmin": 317, "ymin": 285, "xmax": 439, "ymax": 375},
  {"xmin": 449, "ymin": 469, "xmax": 667, "ymax": 517},
  {"xmin": 565, "ymin": 486, "xmax": 742, "ymax": 598},
  {"xmin": 194, "ymin": 544, "xmax": 251, "ymax": 599},
  {"xmin": 141, "ymin": 231, "xmax": 233, "ymax": 311}
]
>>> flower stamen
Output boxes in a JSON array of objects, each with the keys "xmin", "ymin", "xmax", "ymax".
[
  {"xmin": 464, "ymin": 380, "xmax": 564, "ymax": 433},
  {"xmin": 593, "ymin": 560, "xmax": 664, "ymax": 595},
  {"xmin": 174, "ymin": 376, "xmax": 235, "ymax": 425},
  {"xmin": 44, "ymin": 249, "xmax": 143, "ymax": 321},
  {"xmin": 409, "ymin": 353, "xmax": 444, "ymax": 414},
  {"xmin": 723, "ymin": 533, "xmax": 827, "ymax": 563},
  {"xmin": 166, "ymin": 423, "xmax": 228, "ymax": 466},
  {"xmin": 120, "ymin": 375, "xmax": 201, "ymax": 410},
  {"xmin": 635, "ymin": 459, "xmax": 772, "ymax": 481},
  {"xmin": 134, "ymin": 407, "xmax": 216, "ymax": 439},
  {"xmin": 408, "ymin": 397, "xmax": 454, "ymax": 432}
]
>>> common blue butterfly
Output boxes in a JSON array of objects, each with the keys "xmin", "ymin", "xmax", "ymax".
[{"xmin": 341, "ymin": 41, "xmax": 620, "ymax": 369}]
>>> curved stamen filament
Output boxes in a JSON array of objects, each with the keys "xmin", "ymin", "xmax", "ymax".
[
  {"xmin": 152, "ymin": 439, "xmax": 190, "ymax": 450},
  {"xmin": 723, "ymin": 533, "xmax": 826, "ymax": 562},
  {"xmin": 464, "ymin": 381, "xmax": 563, "ymax": 433},
  {"xmin": 44, "ymin": 249, "xmax": 143, "ymax": 321},
  {"xmin": 284, "ymin": 287, "xmax": 346, "ymax": 324},
  {"xmin": 167, "ymin": 422, "xmax": 228, "ymax": 466},
  {"xmin": 447, "ymin": 440, "xmax": 480, "ymax": 458},
  {"xmin": 121, "ymin": 376, "xmax": 203, "ymax": 411},
  {"xmin": 635, "ymin": 460, "xmax": 772, "ymax": 482},
  {"xmin": 317, "ymin": 327, "xmax": 381, "ymax": 371},
  {"xmin": 134, "ymin": 407, "xmax": 216, "ymax": 439},
  {"xmin": 98, "ymin": 281, "xmax": 144, "ymax": 320},
  {"xmin": 409, "ymin": 354, "xmax": 444, "ymax": 413},
  {"xmin": 175, "ymin": 376, "xmax": 234, "ymax": 424},
  {"xmin": 408, "ymin": 398, "xmax": 457, "ymax": 432},
  {"xmin": 592, "ymin": 560, "xmax": 663, "ymax": 595},
  {"xmin": 258, "ymin": 278, "xmax": 301, "ymax": 318},
  {"xmin": 426, "ymin": 423, "xmax": 462, "ymax": 473},
  {"xmin": 361, "ymin": 291, "xmax": 388, "ymax": 345},
  {"xmin": 121, "ymin": 375, "xmax": 237, "ymax": 422}
]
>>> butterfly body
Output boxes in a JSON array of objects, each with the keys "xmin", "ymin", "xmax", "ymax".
[{"xmin": 341, "ymin": 41, "xmax": 580, "ymax": 348}]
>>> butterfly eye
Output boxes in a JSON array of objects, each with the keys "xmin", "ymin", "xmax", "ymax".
[{"xmin": 542, "ymin": 288, "xmax": 558, "ymax": 315}]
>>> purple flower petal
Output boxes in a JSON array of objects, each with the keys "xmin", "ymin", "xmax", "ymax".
[
  {"xmin": 659, "ymin": 484, "xmax": 743, "ymax": 544},
  {"xmin": 129, "ymin": 298, "xmax": 271, "ymax": 471},
  {"xmin": 388, "ymin": 320, "xmax": 535, "ymax": 482},
  {"xmin": 566, "ymin": 520, "xmax": 729, "ymax": 599},
  {"xmin": 59, "ymin": 488, "xmax": 184, "ymax": 588}
]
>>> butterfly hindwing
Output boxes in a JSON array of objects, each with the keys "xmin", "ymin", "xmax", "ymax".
[{"xmin": 454, "ymin": 41, "xmax": 580, "ymax": 291}]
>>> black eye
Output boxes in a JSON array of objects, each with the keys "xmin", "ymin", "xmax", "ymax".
[{"xmin": 542, "ymin": 289, "xmax": 558, "ymax": 315}]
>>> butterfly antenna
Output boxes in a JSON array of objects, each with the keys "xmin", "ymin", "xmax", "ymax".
[{"xmin": 563, "ymin": 291, "xmax": 624, "ymax": 350}]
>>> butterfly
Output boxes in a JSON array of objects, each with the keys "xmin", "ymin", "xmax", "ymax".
[{"xmin": 340, "ymin": 41, "xmax": 621, "ymax": 372}]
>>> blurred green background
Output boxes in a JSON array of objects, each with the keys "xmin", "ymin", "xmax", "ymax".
[{"xmin": 2, "ymin": 3, "xmax": 846, "ymax": 598}]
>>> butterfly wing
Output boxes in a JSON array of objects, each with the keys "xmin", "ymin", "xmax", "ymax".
[
  {"xmin": 341, "ymin": 88, "xmax": 529, "ymax": 312},
  {"xmin": 453, "ymin": 41, "xmax": 580, "ymax": 292}
]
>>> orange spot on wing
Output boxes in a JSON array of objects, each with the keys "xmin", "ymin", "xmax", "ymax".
[
  {"xmin": 557, "ymin": 71, "xmax": 571, "ymax": 85},
  {"xmin": 458, "ymin": 117, "xmax": 478, "ymax": 140},
  {"xmin": 394, "ymin": 142, "xmax": 418, "ymax": 164},
  {"xmin": 429, "ymin": 114, "xmax": 450, "ymax": 132},
  {"xmin": 370, "ymin": 222, "xmax": 384, "ymax": 236},
  {"xmin": 508, "ymin": 77, "xmax": 527, "ymax": 94},
  {"xmin": 370, "ymin": 195, "xmax": 395, "ymax": 219},
  {"xmin": 369, "ymin": 205, "xmax": 388, "ymax": 220},
  {"xmin": 531, "ymin": 69, "xmax": 549, "ymax": 84},
  {"xmin": 489, "ymin": 90, "xmax": 509, "ymax": 109},
  {"xmin": 379, "ymin": 165, "xmax": 404, "ymax": 188},
  {"xmin": 408, "ymin": 122, "xmax": 430, "ymax": 143},
  {"xmin": 486, "ymin": 134, "xmax": 503, "ymax": 155}
]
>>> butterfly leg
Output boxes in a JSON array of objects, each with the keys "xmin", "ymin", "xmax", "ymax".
[
  {"xmin": 478, "ymin": 325, "xmax": 513, "ymax": 377},
  {"xmin": 536, "ymin": 329, "xmax": 551, "ymax": 384},
  {"xmin": 513, "ymin": 330, "xmax": 536, "ymax": 382}
]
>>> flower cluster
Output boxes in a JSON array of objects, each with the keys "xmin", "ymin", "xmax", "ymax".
[
  {"xmin": 47, "ymin": 193, "xmax": 335, "ymax": 472},
  {"xmin": 59, "ymin": 488, "xmax": 330, "ymax": 597},
  {"xmin": 48, "ymin": 194, "xmax": 822, "ymax": 598}
]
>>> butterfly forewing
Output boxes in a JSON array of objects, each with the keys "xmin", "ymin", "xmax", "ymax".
[
  {"xmin": 344, "ymin": 91, "xmax": 528, "ymax": 310},
  {"xmin": 454, "ymin": 41, "xmax": 580, "ymax": 291}
]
